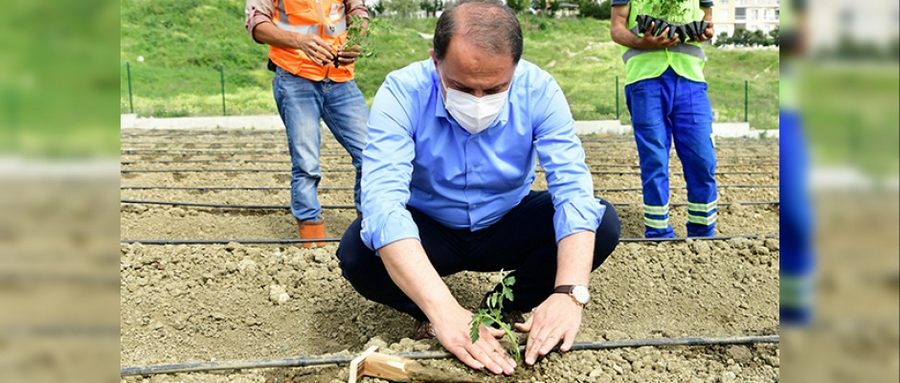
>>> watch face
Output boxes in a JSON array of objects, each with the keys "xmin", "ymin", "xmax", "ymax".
[{"xmin": 572, "ymin": 286, "xmax": 590, "ymax": 304}]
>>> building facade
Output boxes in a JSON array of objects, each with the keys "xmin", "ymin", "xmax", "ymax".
[{"xmin": 713, "ymin": 0, "xmax": 780, "ymax": 38}]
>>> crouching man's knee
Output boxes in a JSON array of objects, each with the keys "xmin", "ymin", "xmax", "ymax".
[{"xmin": 592, "ymin": 199, "xmax": 621, "ymax": 269}]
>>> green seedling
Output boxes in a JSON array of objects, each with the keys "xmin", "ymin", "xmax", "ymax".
[
  {"xmin": 648, "ymin": 0, "xmax": 690, "ymax": 23},
  {"xmin": 470, "ymin": 270, "xmax": 521, "ymax": 363},
  {"xmin": 334, "ymin": 15, "xmax": 372, "ymax": 68}
]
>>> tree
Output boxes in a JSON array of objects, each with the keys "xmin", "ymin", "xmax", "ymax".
[
  {"xmin": 369, "ymin": 0, "xmax": 386, "ymax": 17},
  {"xmin": 507, "ymin": 0, "xmax": 529, "ymax": 14},
  {"xmin": 713, "ymin": 31, "xmax": 729, "ymax": 47},
  {"xmin": 419, "ymin": 0, "xmax": 443, "ymax": 18},
  {"xmin": 749, "ymin": 30, "xmax": 768, "ymax": 46},
  {"xmin": 385, "ymin": 0, "xmax": 419, "ymax": 17},
  {"xmin": 768, "ymin": 27, "xmax": 779, "ymax": 46},
  {"xmin": 547, "ymin": 0, "xmax": 559, "ymax": 17},
  {"xmin": 577, "ymin": 0, "xmax": 611, "ymax": 19}
]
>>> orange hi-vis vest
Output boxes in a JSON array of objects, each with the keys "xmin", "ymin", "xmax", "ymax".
[{"xmin": 270, "ymin": 0, "xmax": 354, "ymax": 82}]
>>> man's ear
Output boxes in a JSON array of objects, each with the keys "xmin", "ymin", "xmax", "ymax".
[{"xmin": 429, "ymin": 49, "xmax": 440, "ymax": 76}]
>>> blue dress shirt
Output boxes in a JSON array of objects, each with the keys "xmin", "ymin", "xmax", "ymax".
[{"xmin": 360, "ymin": 59, "xmax": 604, "ymax": 251}]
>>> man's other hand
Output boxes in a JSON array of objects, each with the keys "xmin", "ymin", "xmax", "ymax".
[
  {"xmin": 337, "ymin": 45, "xmax": 362, "ymax": 66},
  {"xmin": 515, "ymin": 293, "xmax": 584, "ymax": 366},
  {"xmin": 693, "ymin": 20, "xmax": 715, "ymax": 42}
]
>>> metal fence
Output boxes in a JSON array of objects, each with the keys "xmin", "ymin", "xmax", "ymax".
[{"xmin": 121, "ymin": 62, "xmax": 765, "ymax": 128}]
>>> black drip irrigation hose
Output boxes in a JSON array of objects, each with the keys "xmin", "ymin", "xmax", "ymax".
[
  {"xmin": 120, "ymin": 159, "xmax": 779, "ymax": 169},
  {"xmin": 120, "ymin": 148, "xmax": 777, "ymax": 157},
  {"xmin": 120, "ymin": 168, "xmax": 775, "ymax": 176},
  {"xmin": 120, "ymin": 199, "xmax": 779, "ymax": 211},
  {"xmin": 121, "ymin": 154, "xmax": 780, "ymax": 164},
  {"xmin": 121, "ymin": 199, "xmax": 355, "ymax": 210},
  {"xmin": 121, "ymin": 234, "xmax": 777, "ymax": 245},
  {"xmin": 122, "ymin": 185, "xmax": 354, "ymax": 191},
  {"xmin": 119, "ymin": 334, "xmax": 778, "ymax": 376},
  {"xmin": 120, "ymin": 184, "xmax": 779, "ymax": 192},
  {"xmin": 122, "ymin": 139, "xmax": 771, "ymax": 150}
]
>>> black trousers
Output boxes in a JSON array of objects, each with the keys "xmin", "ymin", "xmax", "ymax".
[{"xmin": 336, "ymin": 191, "xmax": 621, "ymax": 321}]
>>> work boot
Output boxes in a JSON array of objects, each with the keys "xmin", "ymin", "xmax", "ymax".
[
  {"xmin": 297, "ymin": 220, "xmax": 327, "ymax": 248},
  {"xmin": 412, "ymin": 320, "xmax": 436, "ymax": 340}
]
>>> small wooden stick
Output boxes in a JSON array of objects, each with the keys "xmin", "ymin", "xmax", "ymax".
[
  {"xmin": 348, "ymin": 347, "xmax": 480, "ymax": 383},
  {"xmin": 348, "ymin": 346, "xmax": 378, "ymax": 383}
]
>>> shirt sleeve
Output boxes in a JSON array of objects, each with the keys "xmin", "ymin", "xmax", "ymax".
[
  {"xmin": 344, "ymin": 0, "xmax": 370, "ymax": 18},
  {"xmin": 245, "ymin": 0, "xmax": 274, "ymax": 43},
  {"xmin": 532, "ymin": 77, "xmax": 605, "ymax": 243},
  {"xmin": 359, "ymin": 76, "xmax": 420, "ymax": 251}
]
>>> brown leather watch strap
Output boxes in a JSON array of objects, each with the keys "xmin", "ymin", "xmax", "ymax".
[{"xmin": 553, "ymin": 285, "xmax": 575, "ymax": 294}]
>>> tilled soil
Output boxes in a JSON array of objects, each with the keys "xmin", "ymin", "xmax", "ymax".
[
  {"xmin": 119, "ymin": 203, "xmax": 777, "ymax": 240},
  {"xmin": 120, "ymin": 130, "xmax": 779, "ymax": 382},
  {"xmin": 119, "ymin": 184, "xmax": 778, "ymax": 205}
]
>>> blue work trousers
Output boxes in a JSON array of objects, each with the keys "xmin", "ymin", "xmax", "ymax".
[{"xmin": 625, "ymin": 68, "xmax": 718, "ymax": 238}]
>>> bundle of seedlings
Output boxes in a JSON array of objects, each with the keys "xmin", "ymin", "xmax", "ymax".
[
  {"xmin": 334, "ymin": 15, "xmax": 372, "ymax": 68},
  {"xmin": 634, "ymin": 0, "xmax": 709, "ymax": 42}
]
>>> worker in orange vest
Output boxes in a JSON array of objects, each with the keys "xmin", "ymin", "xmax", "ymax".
[{"xmin": 245, "ymin": 0, "xmax": 369, "ymax": 247}]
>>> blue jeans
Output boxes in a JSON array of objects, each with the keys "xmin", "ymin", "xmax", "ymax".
[
  {"xmin": 625, "ymin": 67, "xmax": 718, "ymax": 238},
  {"xmin": 273, "ymin": 67, "xmax": 368, "ymax": 222}
]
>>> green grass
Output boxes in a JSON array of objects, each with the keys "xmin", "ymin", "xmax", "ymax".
[
  {"xmin": 801, "ymin": 63, "xmax": 900, "ymax": 176},
  {"xmin": 1, "ymin": 0, "xmax": 120, "ymax": 157},
  {"xmin": 121, "ymin": 0, "xmax": 778, "ymax": 129}
]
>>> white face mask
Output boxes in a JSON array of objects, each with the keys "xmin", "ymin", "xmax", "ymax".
[{"xmin": 439, "ymin": 73, "xmax": 509, "ymax": 135}]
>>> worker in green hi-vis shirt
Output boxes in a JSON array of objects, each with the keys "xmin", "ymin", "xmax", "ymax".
[{"xmin": 610, "ymin": 0, "xmax": 718, "ymax": 238}]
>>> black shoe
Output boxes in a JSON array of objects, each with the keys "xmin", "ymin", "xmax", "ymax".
[{"xmin": 412, "ymin": 320, "xmax": 436, "ymax": 340}]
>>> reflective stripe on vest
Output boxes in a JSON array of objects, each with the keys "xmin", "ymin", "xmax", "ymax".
[
  {"xmin": 324, "ymin": 3, "xmax": 347, "ymax": 36},
  {"xmin": 275, "ymin": 0, "xmax": 346, "ymax": 36},
  {"xmin": 622, "ymin": 43, "xmax": 706, "ymax": 64}
]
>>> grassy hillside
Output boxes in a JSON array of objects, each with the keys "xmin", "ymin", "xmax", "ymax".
[{"xmin": 121, "ymin": 0, "xmax": 778, "ymax": 129}]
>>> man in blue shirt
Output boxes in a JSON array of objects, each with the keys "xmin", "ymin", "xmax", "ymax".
[{"xmin": 337, "ymin": 0, "xmax": 620, "ymax": 374}]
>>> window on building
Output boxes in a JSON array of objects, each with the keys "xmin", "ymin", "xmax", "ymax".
[{"xmin": 736, "ymin": 8, "xmax": 746, "ymax": 20}]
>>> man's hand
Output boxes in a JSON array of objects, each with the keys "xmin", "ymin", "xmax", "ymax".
[
  {"xmin": 515, "ymin": 293, "xmax": 584, "ymax": 365},
  {"xmin": 291, "ymin": 34, "xmax": 335, "ymax": 66},
  {"xmin": 432, "ymin": 305, "xmax": 517, "ymax": 375},
  {"xmin": 336, "ymin": 45, "xmax": 362, "ymax": 66},
  {"xmin": 692, "ymin": 20, "xmax": 715, "ymax": 42},
  {"xmin": 639, "ymin": 21, "xmax": 680, "ymax": 49},
  {"xmin": 252, "ymin": 22, "xmax": 334, "ymax": 66}
]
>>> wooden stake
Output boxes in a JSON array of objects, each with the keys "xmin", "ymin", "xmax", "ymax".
[{"xmin": 348, "ymin": 346, "xmax": 479, "ymax": 383}]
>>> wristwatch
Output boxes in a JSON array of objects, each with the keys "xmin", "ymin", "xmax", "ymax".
[{"xmin": 554, "ymin": 285, "xmax": 590, "ymax": 306}]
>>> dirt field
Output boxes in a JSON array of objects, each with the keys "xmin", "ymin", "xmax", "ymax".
[{"xmin": 120, "ymin": 129, "xmax": 779, "ymax": 382}]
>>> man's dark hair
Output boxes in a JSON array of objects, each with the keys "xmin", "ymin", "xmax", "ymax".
[{"xmin": 433, "ymin": 0, "xmax": 523, "ymax": 63}]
